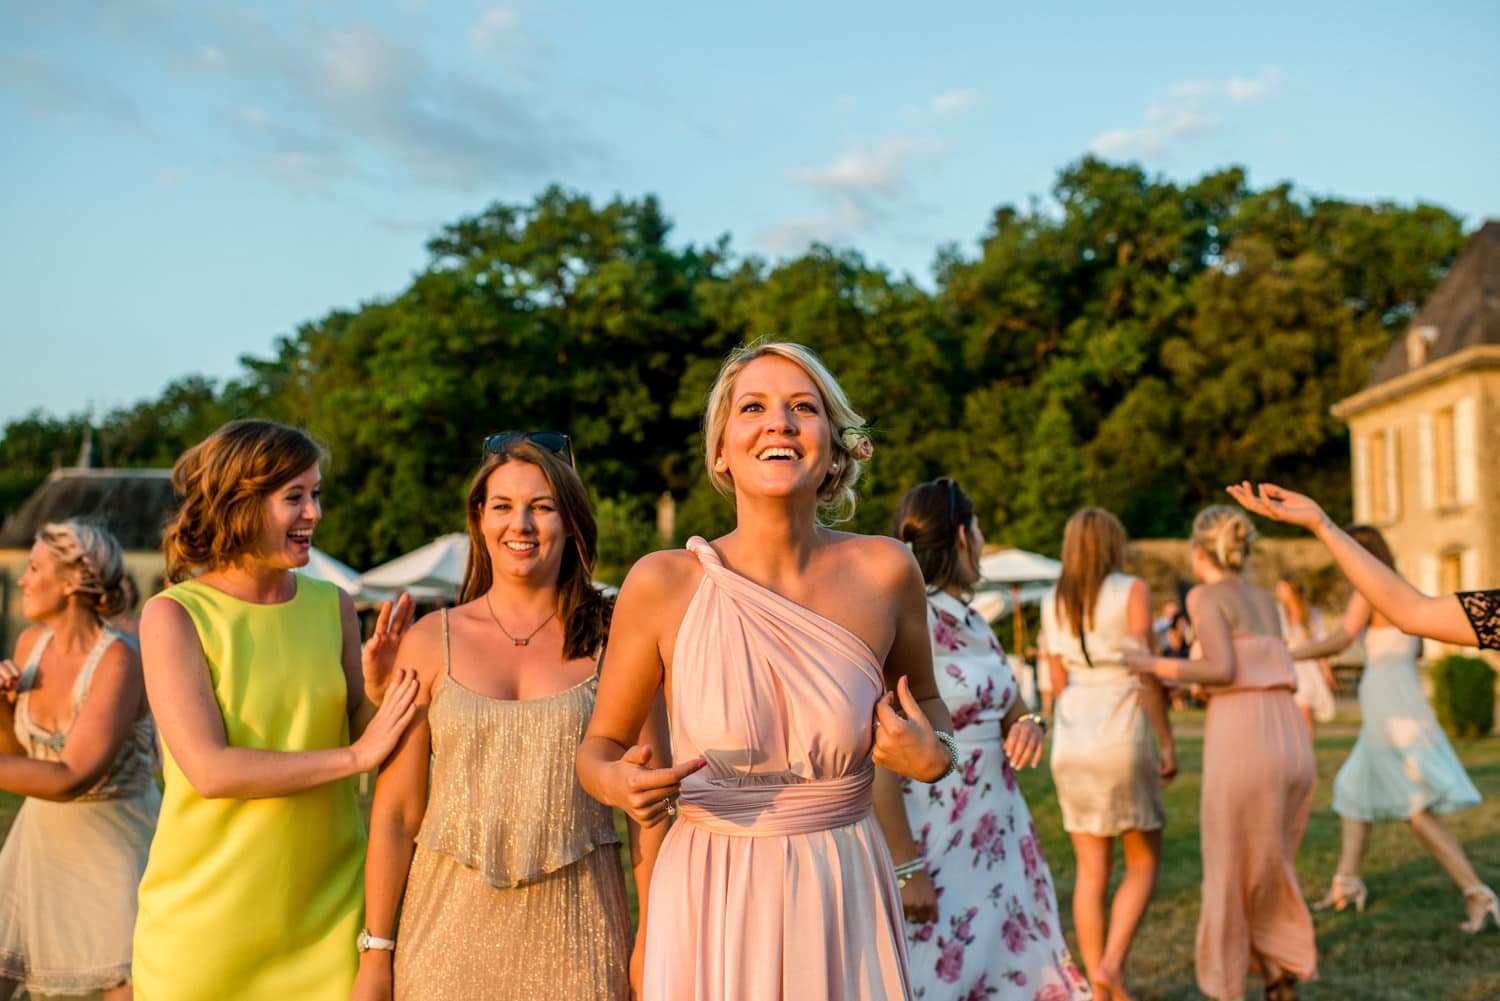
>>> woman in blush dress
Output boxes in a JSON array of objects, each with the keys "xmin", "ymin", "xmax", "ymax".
[
  {"xmin": 0, "ymin": 522, "xmax": 157, "ymax": 1001},
  {"xmin": 884, "ymin": 478, "xmax": 1090, "ymax": 1001},
  {"xmin": 1125, "ymin": 506, "xmax": 1316, "ymax": 1001},
  {"xmin": 578, "ymin": 341, "xmax": 958, "ymax": 1001},
  {"xmin": 1041, "ymin": 508, "xmax": 1174, "ymax": 1001},
  {"xmin": 1273, "ymin": 574, "xmax": 1337, "ymax": 736}
]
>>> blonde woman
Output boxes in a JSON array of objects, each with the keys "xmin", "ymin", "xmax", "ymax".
[
  {"xmin": 1041, "ymin": 507, "xmax": 1174, "ymax": 1001},
  {"xmin": 1273, "ymin": 574, "xmax": 1337, "ymax": 735},
  {"xmin": 579, "ymin": 342, "xmax": 957, "ymax": 1001},
  {"xmin": 133, "ymin": 420, "xmax": 418, "ymax": 1001},
  {"xmin": 1124, "ymin": 507, "xmax": 1315, "ymax": 1001},
  {"xmin": 353, "ymin": 435, "xmax": 664, "ymax": 1001},
  {"xmin": 0, "ymin": 522, "xmax": 157, "ymax": 1000}
]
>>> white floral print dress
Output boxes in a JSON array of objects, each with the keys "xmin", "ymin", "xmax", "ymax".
[{"xmin": 900, "ymin": 591, "xmax": 1091, "ymax": 1001}]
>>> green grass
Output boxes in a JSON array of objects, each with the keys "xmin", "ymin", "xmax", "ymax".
[{"xmin": 5, "ymin": 713, "xmax": 1497, "ymax": 999}]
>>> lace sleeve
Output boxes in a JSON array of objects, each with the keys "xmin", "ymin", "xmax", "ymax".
[{"xmin": 1456, "ymin": 591, "xmax": 1500, "ymax": 650}]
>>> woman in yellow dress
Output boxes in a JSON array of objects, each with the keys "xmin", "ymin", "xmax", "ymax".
[{"xmin": 132, "ymin": 419, "xmax": 418, "ymax": 1001}]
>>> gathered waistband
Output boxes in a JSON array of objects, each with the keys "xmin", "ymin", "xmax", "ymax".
[{"xmin": 677, "ymin": 766, "xmax": 874, "ymax": 837}]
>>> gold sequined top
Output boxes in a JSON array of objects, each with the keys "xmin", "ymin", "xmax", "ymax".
[{"xmin": 414, "ymin": 611, "xmax": 619, "ymax": 889}]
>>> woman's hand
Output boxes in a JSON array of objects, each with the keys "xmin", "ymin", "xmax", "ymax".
[
  {"xmin": 1003, "ymin": 717, "xmax": 1046, "ymax": 770},
  {"xmin": 1158, "ymin": 743, "xmax": 1178, "ymax": 786},
  {"xmin": 0, "ymin": 659, "xmax": 20, "ymax": 704},
  {"xmin": 899, "ymin": 866, "xmax": 939, "ymax": 925},
  {"xmin": 1121, "ymin": 646, "xmax": 1157, "ymax": 677},
  {"xmin": 350, "ymin": 669, "xmax": 420, "ymax": 773},
  {"xmin": 361, "ymin": 594, "xmax": 415, "ymax": 707},
  {"xmin": 606, "ymin": 744, "xmax": 706, "ymax": 828},
  {"xmin": 349, "ymin": 954, "xmax": 393, "ymax": 1001},
  {"xmin": 872, "ymin": 676, "xmax": 950, "ymax": 782},
  {"xmin": 1226, "ymin": 481, "xmax": 1329, "ymax": 533}
]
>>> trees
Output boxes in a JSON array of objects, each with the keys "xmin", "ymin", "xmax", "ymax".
[{"xmin": 1, "ymin": 164, "xmax": 1467, "ymax": 567}]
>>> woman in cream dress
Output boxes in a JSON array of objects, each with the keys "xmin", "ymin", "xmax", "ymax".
[
  {"xmin": 1041, "ymin": 508, "xmax": 1174, "ymax": 1001},
  {"xmin": 1273, "ymin": 574, "xmax": 1337, "ymax": 734}
]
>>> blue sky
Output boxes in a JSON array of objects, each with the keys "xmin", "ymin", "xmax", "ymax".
[{"xmin": 3, "ymin": 1, "xmax": 1497, "ymax": 426}]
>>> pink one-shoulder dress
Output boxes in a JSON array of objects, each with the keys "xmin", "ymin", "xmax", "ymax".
[{"xmin": 642, "ymin": 537, "xmax": 911, "ymax": 1001}]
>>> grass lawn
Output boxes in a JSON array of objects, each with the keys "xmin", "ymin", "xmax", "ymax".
[{"xmin": 4, "ymin": 710, "xmax": 1496, "ymax": 999}]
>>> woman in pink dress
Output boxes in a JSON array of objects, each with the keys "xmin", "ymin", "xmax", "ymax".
[
  {"xmin": 578, "ymin": 341, "xmax": 958, "ymax": 1001},
  {"xmin": 1124, "ymin": 506, "xmax": 1316, "ymax": 1001}
]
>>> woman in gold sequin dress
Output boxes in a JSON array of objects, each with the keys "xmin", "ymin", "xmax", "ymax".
[{"xmin": 352, "ymin": 435, "xmax": 667, "ymax": 1001}]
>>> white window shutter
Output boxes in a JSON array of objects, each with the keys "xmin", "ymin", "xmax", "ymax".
[
  {"xmin": 1420, "ymin": 555, "xmax": 1442, "ymax": 660},
  {"xmin": 1460, "ymin": 548, "xmax": 1480, "ymax": 591},
  {"xmin": 1384, "ymin": 425, "xmax": 1401, "ymax": 521},
  {"xmin": 1454, "ymin": 396, "xmax": 1477, "ymax": 505},
  {"xmin": 1352, "ymin": 434, "xmax": 1370, "ymax": 523},
  {"xmin": 1417, "ymin": 412, "xmax": 1436, "ymax": 510}
]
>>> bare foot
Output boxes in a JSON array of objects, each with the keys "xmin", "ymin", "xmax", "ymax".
[{"xmin": 1091, "ymin": 966, "xmax": 1134, "ymax": 1001}]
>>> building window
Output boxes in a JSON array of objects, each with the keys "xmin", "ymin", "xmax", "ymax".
[
  {"xmin": 1368, "ymin": 427, "xmax": 1400, "ymax": 523},
  {"xmin": 1435, "ymin": 405, "xmax": 1457, "ymax": 507}
]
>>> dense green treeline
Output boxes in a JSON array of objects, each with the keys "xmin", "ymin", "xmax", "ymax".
[{"xmin": 0, "ymin": 158, "xmax": 1466, "ymax": 574}]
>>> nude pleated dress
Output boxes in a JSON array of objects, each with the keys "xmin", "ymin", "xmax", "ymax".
[
  {"xmin": 642, "ymin": 537, "xmax": 910, "ymax": 1001},
  {"xmin": 1196, "ymin": 635, "xmax": 1317, "ymax": 1000},
  {"xmin": 393, "ymin": 610, "xmax": 631, "ymax": 1000}
]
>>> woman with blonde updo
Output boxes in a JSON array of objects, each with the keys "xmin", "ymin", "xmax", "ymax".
[
  {"xmin": 1124, "ymin": 507, "xmax": 1316, "ymax": 1001},
  {"xmin": 132, "ymin": 419, "xmax": 419, "ymax": 1001},
  {"xmin": 0, "ymin": 520, "xmax": 158, "ymax": 1000}
]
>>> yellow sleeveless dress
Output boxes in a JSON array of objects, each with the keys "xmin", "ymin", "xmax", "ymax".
[{"xmin": 132, "ymin": 574, "xmax": 365, "ymax": 1001}]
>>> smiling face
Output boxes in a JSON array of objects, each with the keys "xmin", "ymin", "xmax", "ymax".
[
  {"xmin": 478, "ymin": 460, "xmax": 569, "ymax": 586},
  {"xmin": 717, "ymin": 354, "xmax": 835, "ymax": 502},
  {"xmin": 17, "ymin": 541, "xmax": 72, "ymax": 621},
  {"xmin": 249, "ymin": 463, "xmax": 321, "ymax": 569}
]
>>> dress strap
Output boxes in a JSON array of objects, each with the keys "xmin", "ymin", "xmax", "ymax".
[
  {"xmin": 68, "ymin": 628, "xmax": 121, "ymax": 724},
  {"xmin": 684, "ymin": 536, "xmax": 722, "ymax": 569},
  {"xmin": 441, "ymin": 608, "xmax": 453, "ymax": 676},
  {"xmin": 17, "ymin": 628, "xmax": 52, "ymax": 691}
]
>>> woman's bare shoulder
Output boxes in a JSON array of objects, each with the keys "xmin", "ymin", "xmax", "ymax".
[
  {"xmin": 826, "ymin": 531, "xmax": 917, "ymax": 583},
  {"xmin": 621, "ymin": 548, "xmax": 703, "ymax": 600}
]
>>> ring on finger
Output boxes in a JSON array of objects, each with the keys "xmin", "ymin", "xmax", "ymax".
[{"xmin": 662, "ymin": 797, "xmax": 678, "ymax": 818}]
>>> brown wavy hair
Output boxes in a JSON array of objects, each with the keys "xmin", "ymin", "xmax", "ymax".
[
  {"xmin": 1346, "ymin": 524, "xmax": 1395, "ymax": 569},
  {"xmin": 459, "ymin": 440, "xmax": 610, "ymax": 661},
  {"xmin": 1053, "ymin": 507, "xmax": 1127, "ymax": 664},
  {"xmin": 162, "ymin": 420, "xmax": 325, "ymax": 583},
  {"xmin": 892, "ymin": 477, "xmax": 978, "ymax": 596}
]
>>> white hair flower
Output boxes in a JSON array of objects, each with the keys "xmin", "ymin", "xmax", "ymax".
[{"xmin": 839, "ymin": 428, "xmax": 874, "ymax": 463}]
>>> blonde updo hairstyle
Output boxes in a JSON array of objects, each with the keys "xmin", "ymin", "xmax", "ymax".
[
  {"xmin": 36, "ymin": 520, "xmax": 131, "ymax": 617},
  {"xmin": 702, "ymin": 341, "xmax": 873, "ymax": 524},
  {"xmin": 162, "ymin": 419, "xmax": 325, "ymax": 583},
  {"xmin": 1191, "ymin": 504, "xmax": 1257, "ymax": 573}
]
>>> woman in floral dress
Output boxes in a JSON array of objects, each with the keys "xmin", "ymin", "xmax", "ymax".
[{"xmin": 883, "ymin": 478, "xmax": 1091, "ymax": 1000}]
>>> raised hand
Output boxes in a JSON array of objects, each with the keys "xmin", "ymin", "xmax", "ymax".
[
  {"xmin": 611, "ymin": 744, "xmax": 706, "ymax": 828},
  {"xmin": 1226, "ymin": 481, "xmax": 1329, "ymax": 532},
  {"xmin": 351, "ymin": 668, "xmax": 420, "ymax": 772},
  {"xmin": 362, "ymin": 593, "xmax": 415, "ymax": 706},
  {"xmin": 872, "ymin": 676, "xmax": 950, "ymax": 782}
]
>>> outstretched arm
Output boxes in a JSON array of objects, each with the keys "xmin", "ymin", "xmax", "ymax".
[
  {"xmin": 1229, "ymin": 482, "xmax": 1479, "ymax": 645},
  {"xmin": 1124, "ymin": 586, "xmax": 1236, "ymax": 686}
]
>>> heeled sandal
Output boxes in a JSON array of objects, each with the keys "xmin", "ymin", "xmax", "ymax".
[
  {"xmin": 1460, "ymin": 885, "xmax": 1499, "ymax": 934},
  {"xmin": 1263, "ymin": 972, "xmax": 1299, "ymax": 1001},
  {"xmin": 1310, "ymin": 874, "xmax": 1367, "ymax": 912}
]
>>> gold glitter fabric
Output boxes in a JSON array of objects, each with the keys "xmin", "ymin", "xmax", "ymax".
[{"xmin": 393, "ymin": 612, "xmax": 630, "ymax": 998}]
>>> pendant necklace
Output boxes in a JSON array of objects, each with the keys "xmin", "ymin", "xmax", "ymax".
[{"xmin": 484, "ymin": 593, "xmax": 556, "ymax": 647}]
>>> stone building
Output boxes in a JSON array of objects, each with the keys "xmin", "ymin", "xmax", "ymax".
[{"xmin": 1332, "ymin": 220, "xmax": 1499, "ymax": 660}]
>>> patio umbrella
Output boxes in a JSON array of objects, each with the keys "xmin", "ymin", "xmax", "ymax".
[
  {"xmin": 299, "ymin": 547, "xmax": 366, "ymax": 597},
  {"xmin": 358, "ymin": 533, "xmax": 470, "ymax": 603},
  {"xmin": 977, "ymin": 547, "xmax": 1062, "ymax": 657}
]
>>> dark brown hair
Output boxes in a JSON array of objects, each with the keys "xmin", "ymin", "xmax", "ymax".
[
  {"xmin": 162, "ymin": 420, "xmax": 325, "ymax": 583},
  {"xmin": 460, "ymin": 440, "xmax": 610, "ymax": 661},
  {"xmin": 892, "ymin": 477, "xmax": 978, "ymax": 595},
  {"xmin": 1054, "ymin": 508, "xmax": 1127, "ymax": 653},
  {"xmin": 1276, "ymin": 572, "xmax": 1310, "ymax": 627},
  {"xmin": 1346, "ymin": 524, "xmax": 1396, "ymax": 569}
]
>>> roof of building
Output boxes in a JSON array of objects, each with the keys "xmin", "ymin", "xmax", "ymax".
[
  {"xmin": 1363, "ymin": 221, "xmax": 1500, "ymax": 389},
  {"xmin": 0, "ymin": 468, "xmax": 177, "ymax": 551}
]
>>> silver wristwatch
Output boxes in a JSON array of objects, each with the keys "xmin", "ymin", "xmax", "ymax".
[{"xmin": 357, "ymin": 928, "xmax": 396, "ymax": 952}]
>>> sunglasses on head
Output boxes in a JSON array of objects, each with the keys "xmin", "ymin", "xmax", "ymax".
[
  {"xmin": 936, "ymin": 476, "xmax": 958, "ymax": 531},
  {"xmin": 482, "ymin": 431, "xmax": 575, "ymax": 468}
]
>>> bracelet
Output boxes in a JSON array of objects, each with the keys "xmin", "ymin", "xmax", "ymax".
[
  {"xmin": 893, "ymin": 857, "xmax": 926, "ymax": 888},
  {"xmin": 934, "ymin": 730, "xmax": 960, "ymax": 779},
  {"xmin": 1017, "ymin": 712, "xmax": 1049, "ymax": 736}
]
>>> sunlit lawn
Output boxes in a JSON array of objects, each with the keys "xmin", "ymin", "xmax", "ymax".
[{"xmin": 4, "ymin": 709, "xmax": 1497, "ymax": 1000}]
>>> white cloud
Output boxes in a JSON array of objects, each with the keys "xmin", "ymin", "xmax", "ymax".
[
  {"xmin": 1089, "ymin": 67, "xmax": 1277, "ymax": 161},
  {"xmin": 468, "ymin": 6, "xmax": 521, "ymax": 51},
  {"xmin": 798, "ymin": 137, "xmax": 942, "ymax": 196},
  {"xmin": 1228, "ymin": 66, "xmax": 1282, "ymax": 102},
  {"xmin": 931, "ymin": 89, "xmax": 981, "ymax": 117}
]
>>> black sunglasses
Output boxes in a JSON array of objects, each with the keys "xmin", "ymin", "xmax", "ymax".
[{"xmin": 482, "ymin": 431, "xmax": 575, "ymax": 468}]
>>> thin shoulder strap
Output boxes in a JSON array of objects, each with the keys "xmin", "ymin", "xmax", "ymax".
[
  {"xmin": 17, "ymin": 629, "xmax": 53, "ymax": 695},
  {"xmin": 441, "ymin": 608, "xmax": 453, "ymax": 677},
  {"xmin": 592, "ymin": 642, "xmax": 607, "ymax": 681}
]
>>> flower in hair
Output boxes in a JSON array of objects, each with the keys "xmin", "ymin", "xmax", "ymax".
[{"xmin": 840, "ymin": 428, "xmax": 874, "ymax": 462}]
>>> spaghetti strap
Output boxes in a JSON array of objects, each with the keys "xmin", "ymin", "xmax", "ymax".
[
  {"xmin": 441, "ymin": 609, "xmax": 453, "ymax": 676},
  {"xmin": 68, "ymin": 629, "xmax": 121, "ymax": 725}
]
